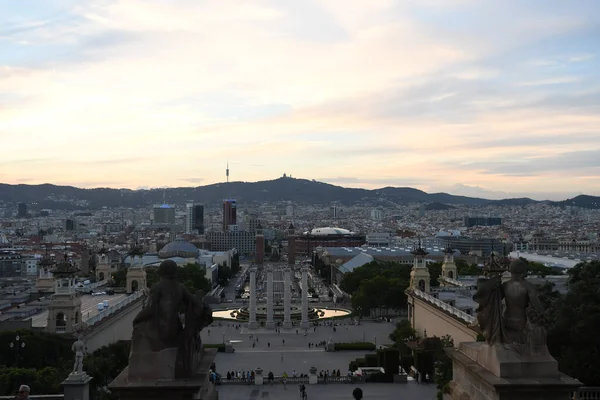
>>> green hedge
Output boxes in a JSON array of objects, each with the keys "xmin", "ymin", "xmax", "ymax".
[
  {"xmin": 334, "ymin": 342, "xmax": 376, "ymax": 351},
  {"xmin": 204, "ymin": 343, "xmax": 226, "ymax": 352}
]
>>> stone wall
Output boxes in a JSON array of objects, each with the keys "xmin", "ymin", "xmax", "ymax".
[
  {"xmin": 411, "ymin": 296, "xmax": 478, "ymax": 344},
  {"xmin": 84, "ymin": 298, "xmax": 143, "ymax": 352}
]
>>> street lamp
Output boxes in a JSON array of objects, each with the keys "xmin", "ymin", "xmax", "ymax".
[{"xmin": 9, "ymin": 335, "xmax": 26, "ymax": 368}]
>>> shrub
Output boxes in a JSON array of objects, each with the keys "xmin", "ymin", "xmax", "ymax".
[
  {"xmin": 334, "ymin": 342, "xmax": 376, "ymax": 351},
  {"xmin": 204, "ymin": 343, "xmax": 226, "ymax": 352},
  {"xmin": 365, "ymin": 354, "xmax": 378, "ymax": 367},
  {"xmin": 349, "ymin": 361, "xmax": 358, "ymax": 372}
]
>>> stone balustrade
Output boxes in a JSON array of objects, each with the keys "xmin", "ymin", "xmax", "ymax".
[
  {"xmin": 439, "ymin": 276, "xmax": 468, "ymax": 287},
  {"xmin": 412, "ymin": 289, "xmax": 476, "ymax": 325}
]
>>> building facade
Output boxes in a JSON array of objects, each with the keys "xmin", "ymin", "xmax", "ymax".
[
  {"xmin": 186, "ymin": 203, "xmax": 205, "ymax": 234},
  {"xmin": 222, "ymin": 199, "xmax": 237, "ymax": 232},
  {"xmin": 153, "ymin": 205, "xmax": 175, "ymax": 224}
]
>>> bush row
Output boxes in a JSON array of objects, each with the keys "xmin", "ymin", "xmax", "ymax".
[
  {"xmin": 334, "ymin": 342, "xmax": 376, "ymax": 351},
  {"xmin": 204, "ymin": 343, "xmax": 226, "ymax": 352}
]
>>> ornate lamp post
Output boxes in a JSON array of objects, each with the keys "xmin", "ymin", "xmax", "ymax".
[{"xmin": 9, "ymin": 335, "xmax": 26, "ymax": 367}]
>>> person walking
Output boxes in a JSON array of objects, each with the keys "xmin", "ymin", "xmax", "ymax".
[
  {"xmin": 282, "ymin": 372, "xmax": 288, "ymax": 390},
  {"xmin": 299, "ymin": 383, "xmax": 307, "ymax": 399},
  {"xmin": 352, "ymin": 387, "xmax": 363, "ymax": 400}
]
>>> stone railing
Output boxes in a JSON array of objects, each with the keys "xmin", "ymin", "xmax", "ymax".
[
  {"xmin": 220, "ymin": 375, "xmax": 363, "ymax": 385},
  {"xmin": 575, "ymin": 387, "xmax": 600, "ymax": 400},
  {"xmin": 0, "ymin": 396, "xmax": 63, "ymax": 400},
  {"xmin": 75, "ymin": 280, "xmax": 107, "ymax": 293},
  {"xmin": 85, "ymin": 291, "xmax": 145, "ymax": 326},
  {"xmin": 412, "ymin": 289, "xmax": 476, "ymax": 325},
  {"xmin": 439, "ymin": 276, "xmax": 468, "ymax": 287}
]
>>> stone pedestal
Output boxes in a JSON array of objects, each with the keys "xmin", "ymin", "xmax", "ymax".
[
  {"xmin": 266, "ymin": 267, "xmax": 275, "ymax": 330},
  {"xmin": 445, "ymin": 342, "xmax": 581, "ymax": 400},
  {"xmin": 283, "ymin": 268, "xmax": 292, "ymax": 329},
  {"xmin": 248, "ymin": 267, "xmax": 258, "ymax": 330},
  {"xmin": 225, "ymin": 341, "xmax": 235, "ymax": 353},
  {"xmin": 255, "ymin": 368, "xmax": 264, "ymax": 385},
  {"xmin": 300, "ymin": 266, "xmax": 309, "ymax": 329},
  {"xmin": 308, "ymin": 367, "xmax": 318, "ymax": 385},
  {"xmin": 109, "ymin": 349, "xmax": 218, "ymax": 400},
  {"xmin": 62, "ymin": 372, "xmax": 92, "ymax": 400}
]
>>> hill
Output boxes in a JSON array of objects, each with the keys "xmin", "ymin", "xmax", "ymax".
[
  {"xmin": 0, "ymin": 178, "xmax": 594, "ymax": 210},
  {"xmin": 558, "ymin": 195, "xmax": 600, "ymax": 209}
]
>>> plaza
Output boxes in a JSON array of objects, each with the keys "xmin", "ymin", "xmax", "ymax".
[
  {"xmin": 216, "ymin": 382, "xmax": 437, "ymax": 400},
  {"xmin": 199, "ymin": 319, "xmax": 439, "ymax": 399}
]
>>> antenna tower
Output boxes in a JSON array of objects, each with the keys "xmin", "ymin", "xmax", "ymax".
[{"xmin": 226, "ymin": 161, "xmax": 230, "ymax": 183}]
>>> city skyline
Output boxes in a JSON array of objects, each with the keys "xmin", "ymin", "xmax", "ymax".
[{"xmin": 1, "ymin": 0, "xmax": 599, "ymax": 200}]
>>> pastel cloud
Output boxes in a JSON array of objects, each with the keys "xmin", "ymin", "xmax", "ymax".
[{"xmin": 1, "ymin": 0, "xmax": 599, "ymax": 200}]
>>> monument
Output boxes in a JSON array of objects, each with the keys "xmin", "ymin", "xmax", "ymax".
[
  {"xmin": 62, "ymin": 336, "xmax": 92, "ymax": 400},
  {"xmin": 444, "ymin": 259, "xmax": 581, "ymax": 400},
  {"xmin": 109, "ymin": 260, "xmax": 218, "ymax": 400}
]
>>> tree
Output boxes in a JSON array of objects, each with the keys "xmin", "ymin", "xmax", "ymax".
[
  {"xmin": 230, "ymin": 253, "xmax": 240, "ymax": 275},
  {"xmin": 217, "ymin": 264, "xmax": 232, "ymax": 286},
  {"xmin": 144, "ymin": 263, "xmax": 211, "ymax": 294},
  {"xmin": 110, "ymin": 269, "xmax": 127, "ymax": 287},
  {"xmin": 456, "ymin": 260, "xmax": 480, "ymax": 275},
  {"xmin": 342, "ymin": 261, "xmax": 412, "ymax": 316},
  {"xmin": 519, "ymin": 257, "xmax": 556, "ymax": 277},
  {"xmin": 84, "ymin": 341, "xmax": 131, "ymax": 399},
  {"xmin": 543, "ymin": 261, "xmax": 600, "ymax": 385},
  {"xmin": 428, "ymin": 262, "xmax": 442, "ymax": 287},
  {"xmin": 389, "ymin": 320, "xmax": 417, "ymax": 350}
]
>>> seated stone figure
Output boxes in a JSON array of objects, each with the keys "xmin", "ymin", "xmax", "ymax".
[
  {"xmin": 129, "ymin": 260, "xmax": 212, "ymax": 379},
  {"xmin": 474, "ymin": 259, "xmax": 548, "ymax": 351}
]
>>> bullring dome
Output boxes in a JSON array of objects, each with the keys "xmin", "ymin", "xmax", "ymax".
[{"xmin": 158, "ymin": 237, "xmax": 199, "ymax": 259}]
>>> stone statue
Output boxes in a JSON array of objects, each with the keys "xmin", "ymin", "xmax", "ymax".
[
  {"xmin": 71, "ymin": 335, "xmax": 87, "ymax": 375},
  {"xmin": 176, "ymin": 289, "xmax": 213, "ymax": 377},
  {"xmin": 473, "ymin": 259, "xmax": 547, "ymax": 353},
  {"xmin": 129, "ymin": 260, "xmax": 212, "ymax": 379}
]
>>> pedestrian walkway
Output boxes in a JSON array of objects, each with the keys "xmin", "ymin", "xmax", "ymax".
[{"xmin": 217, "ymin": 383, "xmax": 437, "ymax": 400}]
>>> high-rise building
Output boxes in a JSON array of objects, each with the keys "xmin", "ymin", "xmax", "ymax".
[
  {"xmin": 330, "ymin": 206, "xmax": 338, "ymax": 219},
  {"xmin": 186, "ymin": 203, "xmax": 205, "ymax": 234},
  {"xmin": 65, "ymin": 219, "xmax": 76, "ymax": 231},
  {"xmin": 222, "ymin": 199, "xmax": 237, "ymax": 232},
  {"xmin": 17, "ymin": 203, "xmax": 27, "ymax": 218},
  {"xmin": 153, "ymin": 204, "xmax": 175, "ymax": 224}
]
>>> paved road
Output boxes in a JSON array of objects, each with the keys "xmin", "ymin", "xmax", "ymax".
[
  {"xmin": 29, "ymin": 293, "xmax": 128, "ymax": 328},
  {"xmin": 217, "ymin": 382, "xmax": 437, "ymax": 400}
]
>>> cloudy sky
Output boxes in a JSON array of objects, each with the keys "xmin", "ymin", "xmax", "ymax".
[{"xmin": 1, "ymin": 0, "xmax": 599, "ymax": 200}]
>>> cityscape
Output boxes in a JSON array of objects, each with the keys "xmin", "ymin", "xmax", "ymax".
[{"xmin": 2, "ymin": 1, "xmax": 600, "ymax": 400}]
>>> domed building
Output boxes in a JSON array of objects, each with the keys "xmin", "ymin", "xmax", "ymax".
[{"xmin": 158, "ymin": 237, "xmax": 200, "ymax": 259}]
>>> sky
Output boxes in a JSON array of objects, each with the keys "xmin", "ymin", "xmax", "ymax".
[{"xmin": 1, "ymin": 0, "xmax": 599, "ymax": 201}]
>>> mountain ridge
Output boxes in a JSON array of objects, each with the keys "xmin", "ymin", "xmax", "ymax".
[{"xmin": 0, "ymin": 178, "xmax": 598, "ymax": 210}]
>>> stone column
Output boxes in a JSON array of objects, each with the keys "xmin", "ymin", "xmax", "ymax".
[
  {"xmin": 265, "ymin": 266, "xmax": 274, "ymax": 330},
  {"xmin": 308, "ymin": 366, "xmax": 318, "ymax": 385},
  {"xmin": 254, "ymin": 368, "xmax": 264, "ymax": 385},
  {"xmin": 248, "ymin": 266, "xmax": 258, "ymax": 330},
  {"xmin": 283, "ymin": 267, "xmax": 292, "ymax": 329},
  {"xmin": 300, "ymin": 265, "xmax": 309, "ymax": 329}
]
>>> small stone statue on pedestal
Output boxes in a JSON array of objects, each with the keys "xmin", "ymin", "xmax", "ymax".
[{"xmin": 71, "ymin": 335, "xmax": 87, "ymax": 375}]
